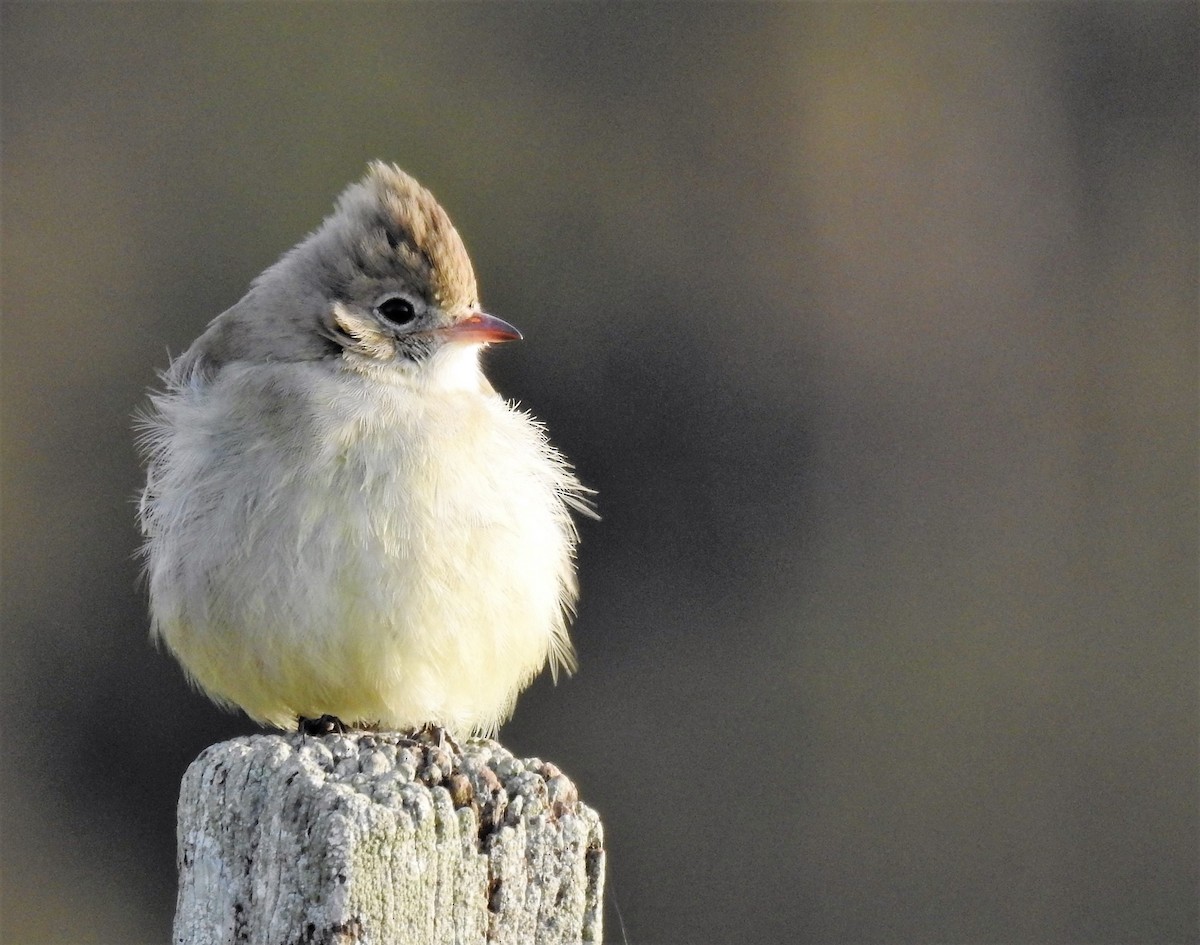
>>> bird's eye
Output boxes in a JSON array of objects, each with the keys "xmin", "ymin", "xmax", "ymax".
[{"xmin": 375, "ymin": 295, "xmax": 418, "ymax": 327}]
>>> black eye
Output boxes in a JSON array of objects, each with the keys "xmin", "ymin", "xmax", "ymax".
[{"xmin": 375, "ymin": 295, "xmax": 417, "ymax": 327}]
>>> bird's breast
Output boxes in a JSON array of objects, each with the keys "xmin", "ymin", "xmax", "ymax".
[{"xmin": 286, "ymin": 364, "xmax": 570, "ymax": 606}]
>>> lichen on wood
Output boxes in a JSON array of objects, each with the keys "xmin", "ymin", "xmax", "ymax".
[{"xmin": 173, "ymin": 733, "xmax": 604, "ymax": 945}]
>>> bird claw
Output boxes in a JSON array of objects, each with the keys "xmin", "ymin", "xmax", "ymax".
[
  {"xmin": 298, "ymin": 714, "xmax": 348, "ymax": 736},
  {"xmin": 408, "ymin": 722, "xmax": 461, "ymax": 752}
]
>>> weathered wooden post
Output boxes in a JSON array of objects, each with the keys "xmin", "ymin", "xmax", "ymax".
[{"xmin": 172, "ymin": 733, "xmax": 604, "ymax": 945}]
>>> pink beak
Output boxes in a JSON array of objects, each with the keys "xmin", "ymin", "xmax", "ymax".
[{"xmin": 441, "ymin": 311, "xmax": 523, "ymax": 344}]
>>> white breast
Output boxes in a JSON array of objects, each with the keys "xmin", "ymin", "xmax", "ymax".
[{"xmin": 139, "ymin": 357, "xmax": 584, "ymax": 734}]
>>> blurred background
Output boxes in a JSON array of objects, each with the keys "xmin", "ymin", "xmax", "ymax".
[{"xmin": 2, "ymin": 3, "xmax": 1196, "ymax": 943}]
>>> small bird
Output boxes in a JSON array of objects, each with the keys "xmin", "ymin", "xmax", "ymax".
[{"xmin": 138, "ymin": 162, "xmax": 592, "ymax": 736}]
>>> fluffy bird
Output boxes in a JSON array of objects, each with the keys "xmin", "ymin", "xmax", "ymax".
[{"xmin": 138, "ymin": 162, "xmax": 591, "ymax": 735}]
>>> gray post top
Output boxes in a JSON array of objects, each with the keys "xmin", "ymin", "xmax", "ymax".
[{"xmin": 174, "ymin": 732, "xmax": 605, "ymax": 945}]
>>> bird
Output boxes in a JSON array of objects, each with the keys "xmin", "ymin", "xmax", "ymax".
[{"xmin": 137, "ymin": 162, "xmax": 592, "ymax": 737}]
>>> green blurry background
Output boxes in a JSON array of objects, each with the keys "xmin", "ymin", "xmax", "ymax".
[{"xmin": 2, "ymin": 3, "xmax": 1196, "ymax": 943}]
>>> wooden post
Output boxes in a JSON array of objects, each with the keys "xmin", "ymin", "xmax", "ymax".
[{"xmin": 172, "ymin": 733, "xmax": 605, "ymax": 945}]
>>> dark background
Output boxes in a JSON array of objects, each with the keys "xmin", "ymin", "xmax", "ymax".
[{"xmin": 2, "ymin": 3, "xmax": 1197, "ymax": 943}]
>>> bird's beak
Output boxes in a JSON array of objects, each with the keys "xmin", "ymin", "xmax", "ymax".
[{"xmin": 441, "ymin": 311, "xmax": 523, "ymax": 344}]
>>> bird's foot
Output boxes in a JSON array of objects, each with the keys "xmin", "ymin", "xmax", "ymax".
[
  {"xmin": 298, "ymin": 714, "xmax": 348, "ymax": 736},
  {"xmin": 407, "ymin": 722, "xmax": 461, "ymax": 752}
]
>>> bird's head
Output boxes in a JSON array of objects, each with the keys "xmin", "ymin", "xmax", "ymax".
[
  {"xmin": 180, "ymin": 163, "xmax": 519, "ymax": 387},
  {"xmin": 311, "ymin": 162, "xmax": 521, "ymax": 380}
]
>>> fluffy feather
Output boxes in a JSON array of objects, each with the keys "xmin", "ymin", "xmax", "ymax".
[{"xmin": 137, "ymin": 164, "xmax": 591, "ymax": 734}]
